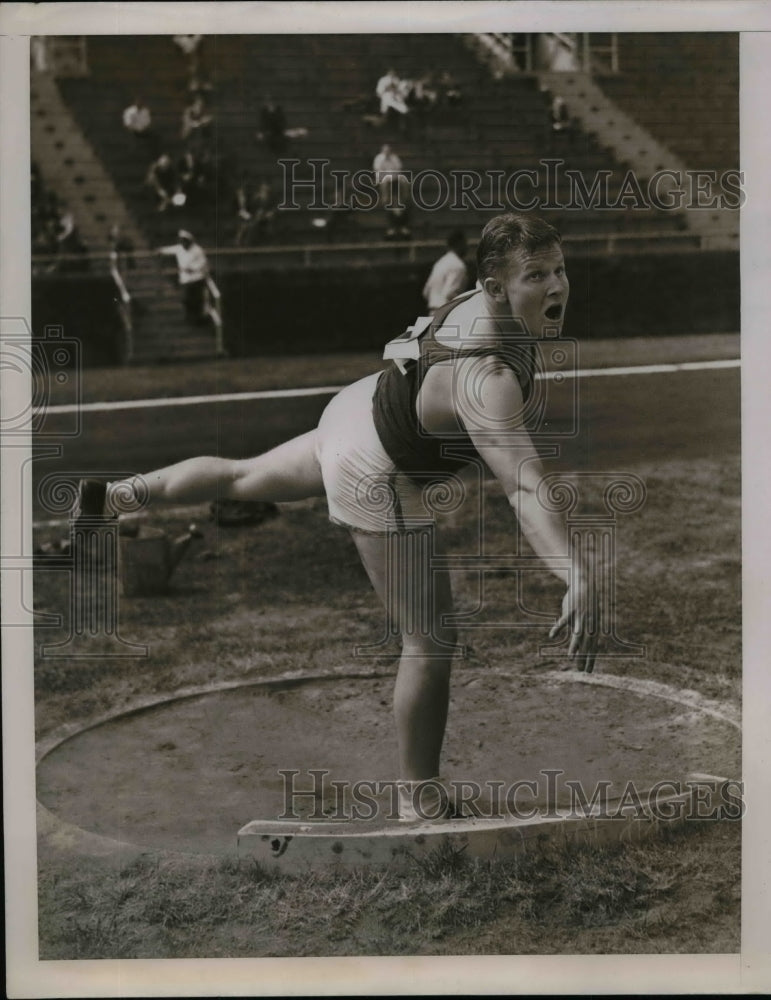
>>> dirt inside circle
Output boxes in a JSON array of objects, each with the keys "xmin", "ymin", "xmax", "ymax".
[{"xmin": 36, "ymin": 671, "xmax": 740, "ymax": 856}]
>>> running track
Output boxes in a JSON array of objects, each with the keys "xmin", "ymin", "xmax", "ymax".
[{"xmin": 30, "ymin": 361, "xmax": 739, "ymax": 521}]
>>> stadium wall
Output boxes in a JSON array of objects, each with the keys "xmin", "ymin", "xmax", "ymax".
[
  {"xmin": 33, "ymin": 273, "xmax": 124, "ymax": 368},
  {"xmin": 33, "ymin": 251, "xmax": 739, "ymax": 366}
]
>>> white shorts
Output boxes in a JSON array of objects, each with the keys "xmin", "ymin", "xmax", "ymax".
[{"xmin": 315, "ymin": 372, "xmax": 466, "ymax": 534}]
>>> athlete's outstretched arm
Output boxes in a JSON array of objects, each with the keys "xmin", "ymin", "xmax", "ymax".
[{"xmin": 454, "ymin": 356, "xmax": 599, "ymax": 671}]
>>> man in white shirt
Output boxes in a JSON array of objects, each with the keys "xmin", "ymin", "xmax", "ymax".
[
  {"xmin": 373, "ymin": 143, "xmax": 404, "ymax": 209},
  {"xmin": 373, "ymin": 144, "xmax": 403, "ymax": 185},
  {"xmin": 122, "ymin": 97, "xmax": 158, "ymax": 153},
  {"xmin": 422, "ymin": 230, "xmax": 469, "ymax": 313},
  {"xmin": 158, "ymin": 230, "xmax": 210, "ymax": 324},
  {"xmin": 375, "ymin": 68, "xmax": 409, "ymax": 117},
  {"xmin": 123, "ymin": 98, "xmax": 151, "ymax": 134}
]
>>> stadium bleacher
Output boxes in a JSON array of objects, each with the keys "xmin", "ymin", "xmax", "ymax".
[
  {"xmin": 33, "ymin": 32, "xmax": 740, "ymax": 363},
  {"xmin": 600, "ymin": 33, "xmax": 738, "ymax": 178},
  {"xmin": 53, "ymin": 33, "xmax": 699, "ymax": 255}
]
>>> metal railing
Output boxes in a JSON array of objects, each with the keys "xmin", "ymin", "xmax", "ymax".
[
  {"xmin": 31, "ymin": 226, "xmax": 737, "ymax": 279},
  {"xmin": 109, "ymin": 254, "xmax": 134, "ymax": 363},
  {"xmin": 156, "ymin": 257, "xmax": 226, "ymax": 354},
  {"xmin": 203, "ymin": 231, "xmax": 721, "ymax": 263}
]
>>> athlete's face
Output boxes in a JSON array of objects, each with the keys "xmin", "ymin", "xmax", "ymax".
[{"xmin": 488, "ymin": 244, "xmax": 569, "ymax": 336}]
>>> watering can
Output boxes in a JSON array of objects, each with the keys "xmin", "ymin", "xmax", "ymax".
[{"xmin": 119, "ymin": 523, "xmax": 203, "ymax": 597}]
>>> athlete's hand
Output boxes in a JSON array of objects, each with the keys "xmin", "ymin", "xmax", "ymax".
[{"xmin": 548, "ymin": 574, "xmax": 599, "ymax": 673}]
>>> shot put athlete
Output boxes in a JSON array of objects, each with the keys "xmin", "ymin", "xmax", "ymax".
[{"xmin": 76, "ymin": 213, "xmax": 599, "ymax": 822}]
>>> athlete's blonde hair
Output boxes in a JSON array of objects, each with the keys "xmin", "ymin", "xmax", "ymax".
[{"xmin": 477, "ymin": 213, "xmax": 561, "ymax": 282}]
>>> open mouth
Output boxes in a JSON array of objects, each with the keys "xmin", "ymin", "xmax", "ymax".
[{"xmin": 544, "ymin": 304, "xmax": 563, "ymax": 322}]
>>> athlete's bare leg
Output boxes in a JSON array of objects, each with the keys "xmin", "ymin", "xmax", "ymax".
[
  {"xmin": 107, "ymin": 430, "xmax": 324, "ymax": 509},
  {"xmin": 351, "ymin": 527, "xmax": 457, "ymax": 782}
]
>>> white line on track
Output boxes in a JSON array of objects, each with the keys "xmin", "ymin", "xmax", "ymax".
[
  {"xmin": 549, "ymin": 358, "xmax": 739, "ymax": 379},
  {"xmin": 36, "ymin": 358, "xmax": 739, "ymax": 415},
  {"xmin": 29, "ymin": 357, "xmax": 739, "ymax": 529}
]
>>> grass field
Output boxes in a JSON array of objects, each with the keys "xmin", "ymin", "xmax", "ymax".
[{"xmin": 32, "ymin": 335, "xmax": 741, "ymax": 958}]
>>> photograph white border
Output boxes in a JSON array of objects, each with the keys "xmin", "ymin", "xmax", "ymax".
[{"xmin": 2, "ymin": 2, "xmax": 769, "ymax": 995}]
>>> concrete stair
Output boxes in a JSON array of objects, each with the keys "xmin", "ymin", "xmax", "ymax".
[
  {"xmin": 32, "ymin": 69, "xmax": 225, "ymax": 364},
  {"xmin": 30, "ymin": 71, "xmax": 146, "ymax": 254},
  {"xmin": 538, "ymin": 70, "xmax": 738, "ymax": 250},
  {"xmin": 122, "ymin": 261, "xmax": 223, "ymax": 364}
]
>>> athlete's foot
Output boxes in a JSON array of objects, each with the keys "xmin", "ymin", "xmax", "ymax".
[
  {"xmin": 397, "ymin": 778, "xmax": 470, "ymax": 823},
  {"xmin": 398, "ymin": 801, "xmax": 471, "ymax": 824},
  {"xmin": 72, "ymin": 478, "xmax": 114, "ymax": 523}
]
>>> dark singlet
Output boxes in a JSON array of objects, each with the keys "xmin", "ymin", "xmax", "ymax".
[{"xmin": 372, "ymin": 291, "xmax": 537, "ymax": 483}]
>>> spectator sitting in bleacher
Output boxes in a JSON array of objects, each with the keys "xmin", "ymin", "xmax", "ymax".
[
  {"xmin": 252, "ymin": 181, "xmax": 277, "ymax": 238},
  {"xmin": 52, "ymin": 199, "xmax": 89, "ymax": 273},
  {"xmin": 373, "ymin": 143, "xmax": 404, "ymax": 201},
  {"xmin": 234, "ymin": 177, "xmax": 277, "ymax": 246},
  {"xmin": 32, "ymin": 218, "xmax": 60, "ymax": 274},
  {"xmin": 181, "ymin": 94, "xmax": 214, "ymax": 146},
  {"xmin": 145, "ymin": 153, "xmax": 182, "ymax": 212},
  {"xmin": 54, "ymin": 199, "xmax": 75, "ymax": 244},
  {"xmin": 408, "ymin": 73, "xmax": 439, "ymax": 112},
  {"xmin": 438, "ymin": 71, "xmax": 463, "ymax": 106},
  {"xmin": 376, "ymin": 68, "xmax": 410, "ymax": 120},
  {"xmin": 258, "ymin": 96, "xmax": 287, "ymax": 154},
  {"xmin": 122, "ymin": 96, "xmax": 158, "ymax": 154},
  {"xmin": 30, "ymin": 172, "xmax": 89, "ymax": 272},
  {"xmin": 550, "ymin": 94, "xmax": 571, "ymax": 136},
  {"xmin": 178, "ymin": 147, "xmax": 214, "ymax": 207},
  {"xmin": 178, "ymin": 148, "xmax": 197, "ymax": 195},
  {"xmin": 31, "ymin": 171, "xmax": 58, "ymax": 270},
  {"xmin": 374, "ymin": 144, "xmax": 410, "ymax": 238}
]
